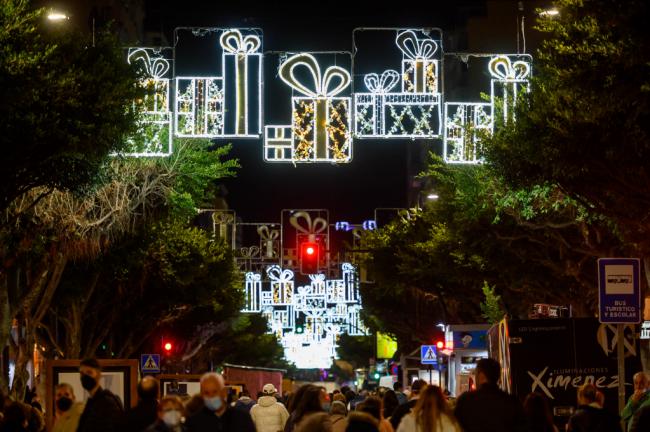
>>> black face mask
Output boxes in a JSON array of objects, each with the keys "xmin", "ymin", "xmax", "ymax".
[
  {"xmin": 56, "ymin": 397, "xmax": 73, "ymax": 412},
  {"xmin": 80, "ymin": 374, "xmax": 97, "ymax": 391}
]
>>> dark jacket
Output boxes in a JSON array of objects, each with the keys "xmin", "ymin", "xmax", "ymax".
[
  {"xmin": 76, "ymin": 387, "xmax": 124, "ymax": 432},
  {"xmin": 123, "ymin": 399, "xmax": 158, "ymax": 432},
  {"xmin": 454, "ymin": 383, "xmax": 527, "ymax": 432},
  {"xmin": 143, "ymin": 421, "xmax": 187, "ymax": 432},
  {"xmin": 567, "ymin": 404, "xmax": 622, "ymax": 432},
  {"xmin": 630, "ymin": 404, "xmax": 650, "ymax": 432},
  {"xmin": 389, "ymin": 398, "xmax": 416, "ymax": 430},
  {"xmin": 185, "ymin": 406, "xmax": 255, "ymax": 432}
]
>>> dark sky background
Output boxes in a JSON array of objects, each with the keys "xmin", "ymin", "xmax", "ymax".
[{"xmin": 141, "ymin": 0, "xmax": 548, "ymax": 224}]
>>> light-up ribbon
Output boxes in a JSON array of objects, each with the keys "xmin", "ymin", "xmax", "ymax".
[
  {"xmin": 220, "ymin": 30, "xmax": 261, "ymax": 135},
  {"xmin": 267, "ymin": 265, "xmax": 294, "ymax": 304},
  {"xmin": 289, "ymin": 211, "xmax": 328, "ymax": 242},
  {"xmin": 396, "ymin": 31, "xmax": 438, "ymax": 93},
  {"xmin": 279, "ymin": 53, "xmax": 351, "ymax": 159},
  {"xmin": 257, "ymin": 225, "xmax": 280, "ymax": 258},
  {"xmin": 128, "ymin": 48, "xmax": 170, "ymax": 79},
  {"xmin": 239, "ymin": 246, "xmax": 260, "ymax": 259},
  {"xmin": 245, "ymin": 272, "xmax": 261, "ymax": 310},
  {"xmin": 364, "ymin": 70, "xmax": 399, "ymax": 134},
  {"xmin": 488, "ymin": 56, "xmax": 530, "ymax": 122},
  {"xmin": 212, "ymin": 212, "xmax": 234, "ymax": 240}
]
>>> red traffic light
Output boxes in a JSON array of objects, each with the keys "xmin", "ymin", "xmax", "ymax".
[
  {"xmin": 163, "ymin": 342, "xmax": 173, "ymax": 352},
  {"xmin": 300, "ymin": 241, "xmax": 319, "ymax": 275},
  {"xmin": 436, "ymin": 341, "xmax": 444, "ymax": 350}
]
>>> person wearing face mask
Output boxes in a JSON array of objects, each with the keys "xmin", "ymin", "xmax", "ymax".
[
  {"xmin": 184, "ymin": 372, "xmax": 255, "ymax": 432},
  {"xmin": 52, "ymin": 383, "xmax": 84, "ymax": 432},
  {"xmin": 144, "ymin": 396, "xmax": 186, "ymax": 432},
  {"xmin": 76, "ymin": 358, "xmax": 124, "ymax": 432}
]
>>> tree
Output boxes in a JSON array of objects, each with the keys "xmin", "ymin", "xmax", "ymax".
[
  {"xmin": 0, "ymin": 1, "xmax": 141, "ymax": 213},
  {"xmin": 480, "ymin": 282, "xmax": 504, "ymax": 325},
  {"xmin": 486, "ymin": 0, "xmax": 650, "ymax": 272}
]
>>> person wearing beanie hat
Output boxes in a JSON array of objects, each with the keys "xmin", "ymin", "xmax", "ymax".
[{"xmin": 250, "ymin": 383, "xmax": 289, "ymax": 432}]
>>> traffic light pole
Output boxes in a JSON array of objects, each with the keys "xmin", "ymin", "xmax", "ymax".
[{"xmin": 428, "ymin": 364, "xmax": 432, "ymax": 385}]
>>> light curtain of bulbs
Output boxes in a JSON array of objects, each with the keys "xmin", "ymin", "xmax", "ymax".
[{"xmin": 124, "ymin": 28, "xmax": 532, "ymax": 164}]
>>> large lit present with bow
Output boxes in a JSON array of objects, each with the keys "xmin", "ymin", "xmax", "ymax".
[
  {"xmin": 489, "ymin": 55, "xmax": 531, "ymax": 125},
  {"xmin": 220, "ymin": 29, "xmax": 262, "ymax": 137},
  {"xmin": 124, "ymin": 48, "xmax": 173, "ymax": 156},
  {"xmin": 265, "ymin": 53, "xmax": 352, "ymax": 163},
  {"xmin": 354, "ymin": 31, "xmax": 441, "ymax": 138}
]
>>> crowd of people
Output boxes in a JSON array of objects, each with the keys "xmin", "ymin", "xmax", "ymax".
[{"xmin": 0, "ymin": 358, "xmax": 648, "ymax": 432}]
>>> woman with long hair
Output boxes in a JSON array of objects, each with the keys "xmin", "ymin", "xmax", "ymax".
[
  {"xmin": 285, "ymin": 384, "xmax": 332, "ymax": 432},
  {"xmin": 523, "ymin": 392, "xmax": 558, "ymax": 432},
  {"xmin": 382, "ymin": 390, "xmax": 400, "ymax": 421},
  {"xmin": 396, "ymin": 385, "xmax": 459, "ymax": 432}
]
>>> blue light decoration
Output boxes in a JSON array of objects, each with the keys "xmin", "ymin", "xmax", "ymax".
[
  {"xmin": 242, "ymin": 263, "xmax": 367, "ymax": 369},
  {"xmin": 354, "ymin": 30, "xmax": 442, "ymax": 139}
]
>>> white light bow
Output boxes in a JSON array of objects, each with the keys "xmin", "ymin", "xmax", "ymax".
[
  {"xmin": 266, "ymin": 265, "xmax": 294, "ymax": 283},
  {"xmin": 364, "ymin": 70, "xmax": 400, "ymax": 94},
  {"xmin": 289, "ymin": 211, "xmax": 328, "ymax": 236},
  {"xmin": 219, "ymin": 29, "xmax": 261, "ymax": 54},
  {"xmin": 396, "ymin": 30, "xmax": 438, "ymax": 60},
  {"xmin": 489, "ymin": 56, "xmax": 531, "ymax": 81},
  {"xmin": 127, "ymin": 48, "xmax": 170, "ymax": 79},
  {"xmin": 279, "ymin": 53, "xmax": 351, "ymax": 97}
]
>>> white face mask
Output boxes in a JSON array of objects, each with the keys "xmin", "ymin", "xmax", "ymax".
[{"xmin": 162, "ymin": 410, "xmax": 182, "ymax": 427}]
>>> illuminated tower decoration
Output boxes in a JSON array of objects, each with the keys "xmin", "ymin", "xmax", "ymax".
[
  {"xmin": 354, "ymin": 30, "xmax": 442, "ymax": 139},
  {"xmin": 175, "ymin": 29, "xmax": 262, "ymax": 138},
  {"xmin": 264, "ymin": 53, "xmax": 352, "ymax": 163},
  {"xmin": 124, "ymin": 48, "xmax": 173, "ymax": 156},
  {"xmin": 444, "ymin": 54, "xmax": 531, "ymax": 164},
  {"xmin": 241, "ymin": 263, "xmax": 367, "ymax": 369}
]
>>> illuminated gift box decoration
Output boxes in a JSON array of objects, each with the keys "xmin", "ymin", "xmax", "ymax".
[
  {"xmin": 354, "ymin": 31, "xmax": 441, "ymax": 138},
  {"xmin": 175, "ymin": 77, "xmax": 224, "ymax": 137},
  {"xmin": 489, "ymin": 55, "xmax": 531, "ymax": 125},
  {"xmin": 220, "ymin": 30, "xmax": 262, "ymax": 136},
  {"xmin": 124, "ymin": 48, "xmax": 173, "ymax": 156},
  {"xmin": 241, "ymin": 263, "xmax": 367, "ymax": 369},
  {"xmin": 444, "ymin": 102, "xmax": 492, "ymax": 164},
  {"xmin": 265, "ymin": 53, "xmax": 352, "ymax": 163}
]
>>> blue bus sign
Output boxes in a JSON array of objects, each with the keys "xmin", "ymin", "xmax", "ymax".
[{"xmin": 598, "ymin": 258, "xmax": 641, "ymax": 324}]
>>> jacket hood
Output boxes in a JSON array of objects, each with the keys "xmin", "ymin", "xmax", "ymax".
[{"xmin": 258, "ymin": 395, "xmax": 278, "ymax": 407}]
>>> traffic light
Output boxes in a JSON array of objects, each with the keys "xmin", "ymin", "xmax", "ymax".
[
  {"xmin": 436, "ymin": 340, "xmax": 444, "ymax": 350},
  {"xmin": 299, "ymin": 241, "xmax": 319, "ymax": 274},
  {"xmin": 163, "ymin": 341, "xmax": 173, "ymax": 353}
]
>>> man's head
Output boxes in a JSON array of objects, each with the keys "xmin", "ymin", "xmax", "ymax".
[
  {"xmin": 138, "ymin": 376, "xmax": 160, "ymax": 401},
  {"xmin": 633, "ymin": 372, "xmax": 649, "ymax": 391},
  {"xmin": 262, "ymin": 383, "xmax": 277, "ymax": 396},
  {"xmin": 54, "ymin": 383, "xmax": 75, "ymax": 413},
  {"xmin": 79, "ymin": 358, "xmax": 102, "ymax": 392},
  {"xmin": 577, "ymin": 383, "xmax": 598, "ymax": 406},
  {"xmin": 475, "ymin": 358, "xmax": 501, "ymax": 386},
  {"xmin": 410, "ymin": 379, "xmax": 427, "ymax": 397},
  {"xmin": 393, "ymin": 381, "xmax": 403, "ymax": 392},
  {"xmin": 200, "ymin": 372, "xmax": 226, "ymax": 413}
]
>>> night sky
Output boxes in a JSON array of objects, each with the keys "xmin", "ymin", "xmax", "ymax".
[{"xmin": 142, "ymin": 0, "xmax": 547, "ymax": 224}]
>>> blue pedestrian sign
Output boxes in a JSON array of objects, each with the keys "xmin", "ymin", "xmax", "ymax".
[
  {"xmin": 598, "ymin": 258, "xmax": 641, "ymax": 324},
  {"xmin": 420, "ymin": 345, "xmax": 438, "ymax": 365},
  {"xmin": 140, "ymin": 354, "xmax": 161, "ymax": 374}
]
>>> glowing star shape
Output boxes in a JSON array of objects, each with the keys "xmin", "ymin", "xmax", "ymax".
[
  {"xmin": 354, "ymin": 31, "xmax": 442, "ymax": 139},
  {"xmin": 241, "ymin": 263, "xmax": 367, "ymax": 369},
  {"xmin": 489, "ymin": 55, "xmax": 531, "ymax": 125},
  {"xmin": 443, "ymin": 102, "xmax": 492, "ymax": 164},
  {"xmin": 219, "ymin": 29, "xmax": 263, "ymax": 137},
  {"xmin": 121, "ymin": 48, "xmax": 173, "ymax": 157},
  {"xmin": 264, "ymin": 53, "xmax": 352, "ymax": 163}
]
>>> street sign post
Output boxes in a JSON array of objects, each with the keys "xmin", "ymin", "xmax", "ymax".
[
  {"xmin": 420, "ymin": 345, "xmax": 437, "ymax": 365},
  {"xmin": 597, "ymin": 258, "xmax": 641, "ymax": 415},
  {"xmin": 140, "ymin": 354, "xmax": 161, "ymax": 374}
]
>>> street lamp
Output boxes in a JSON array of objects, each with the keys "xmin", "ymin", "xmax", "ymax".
[
  {"xmin": 539, "ymin": 8, "xmax": 559, "ymax": 17},
  {"xmin": 47, "ymin": 11, "xmax": 69, "ymax": 21},
  {"xmin": 426, "ymin": 193, "xmax": 439, "ymax": 200}
]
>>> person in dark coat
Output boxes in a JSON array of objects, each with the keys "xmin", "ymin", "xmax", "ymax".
[
  {"xmin": 124, "ymin": 376, "xmax": 160, "ymax": 432},
  {"xmin": 629, "ymin": 404, "xmax": 650, "ymax": 432},
  {"xmin": 184, "ymin": 372, "xmax": 255, "ymax": 432},
  {"xmin": 389, "ymin": 380, "xmax": 426, "ymax": 430},
  {"xmin": 454, "ymin": 358, "xmax": 527, "ymax": 432},
  {"xmin": 76, "ymin": 358, "xmax": 124, "ymax": 432},
  {"xmin": 567, "ymin": 383, "xmax": 622, "ymax": 432}
]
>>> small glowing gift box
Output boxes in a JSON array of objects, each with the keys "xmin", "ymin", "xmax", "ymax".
[
  {"xmin": 174, "ymin": 77, "xmax": 224, "ymax": 137},
  {"xmin": 397, "ymin": 30, "xmax": 439, "ymax": 94},
  {"xmin": 124, "ymin": 48, "xmax": 173, "ymax": 156},
  {"xmin": 489, "ymin": 55, "xmax": 531, "ymax": 125},
  {"xmin": 265, "ymin": 53, "xmax": 352, "ymax": 163},
  {"xmin": 219, "ymin": 29, "xmax": 262, "ymax": 137},
  {"xmin": 443, "ymin": 102, "xmax": 492, "ymax": 164}
]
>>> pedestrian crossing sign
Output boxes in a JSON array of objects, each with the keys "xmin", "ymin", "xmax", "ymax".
[
  {"xmin": 140, "ymin": 354, "xmax": 161, "ymax": 373},
  {"xmin": 420, "ymin": 345, "xmax": 438, "ymax": 365}
]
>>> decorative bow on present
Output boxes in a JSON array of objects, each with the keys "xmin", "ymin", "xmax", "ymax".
[
  {"xmin": 267, "ymin": 265, "xmax": 294, "ymax": 283},
  {"xmin": 364, "ymin": 70, "xmax": 400, "ymax": 94},
  {"xmin": 245, "ymin": 272, "xmax": 261, "ymax": 283},
  {"xmin": 219, "ymin": 29, "xmax": 261, "ymax": 54},
  {"xmin": 279, "ymin": 53, "xmax": 350, "ymax": 97},
  {"xmin": 212, "ymin": 212, "xmax": 234, "ymax": 240},
  {"xmin": 128, "ymin": 48, "xmax": 170, "ymax": 79},
  {"xmin": 290, "ymin": 211, "xmax": 328, "ymax": 242},
  {"xmin": 257, "ymin": 225, "xmax": 280, "ymax": 258},
  {"xmin": 396, "ymin": 31, "xmax": 439, "ymax": 60},
  {"xmin": 489, "ymin": 56, "xmax": 531, "ymax": 81}
]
